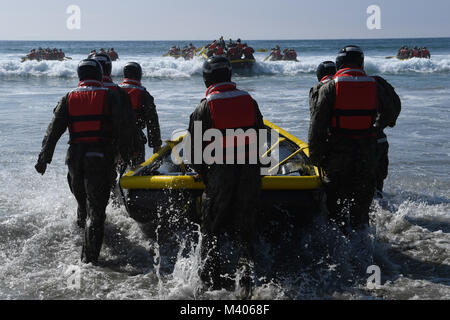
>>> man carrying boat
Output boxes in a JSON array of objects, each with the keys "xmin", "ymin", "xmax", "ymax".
[
  {"xmin": 187, "ymin": 56, "xmax": 264, "ymax": 294},
  {"xmin": 34, "ymin": 59, "xmax": 139, "ymax": 264},
  {"xmin": 93, "ymin": 53, "xmax": 143, "ymax": 177},
  {"xmin": 119, "ymin": 62, "xmax": 162, "ymax": 165},
  {"xmin": 308, "ymin": 45, "xmax": 401, "ymax": 232},
  {"xmin": 309, "ymin": 61, "xmax": 337, "ymax": 120}
]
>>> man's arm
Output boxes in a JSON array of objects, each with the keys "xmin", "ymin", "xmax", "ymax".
[
  {"xmin": 35, "ymin": 95, "xmax": 69, "ymax": 174},
  {"xmin": 309, "ymin": 83, "xmax": 323, "ymax": 116},
  {"xmin": 109, "ymin": 90, "xmax": 139, "ymax": 164},
  {"xmin": 142, "ymin": 91, "xmax": 162, "ymax": 150},
  {"xmin": 252, "ymin": 99, "xmax": 265, "ymax": 129},
  {"xmin": 188, "ymin": 100, "xmax": 211, "ymax": 179},
  {"xmin": 374, "ymin": 76, "xmax": 402, "ymax": 129},
  {"xmin": 308, "ymin": 81, "xmax": 336, "ymax": 167}
]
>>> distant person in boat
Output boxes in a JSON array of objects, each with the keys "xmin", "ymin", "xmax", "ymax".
[
  {"xmin": 108, "ymin": 48, "xmax": 119, "ymax": 61},
  {"xmin": 236, "ymin": 38, "xmax": 244, "ymax": 57},
  {"xmin": 216, "ymin": 44, "xmax": 225, "ymax": 56},
  {"xmin": 243, "ymin": 44, "xmax": 255, "ymax": 60},
  {"xmin": 189, "ymin": 43, "xmax": 196, "ymax": 52},
  {"xmin": 218, "ymin": 36, "xmax": 226, "ymax": 49},
  {"xmin": 308, "ymin": 45, "xmax": 401, "ymax": 232},
  {"xmin": 168, "ymin": 46, "xmax": 181, "ymax": 57},
  {"xmin": 35, "ymin": 59, "xmax": 139, "ymax": 264},
  {"xmin": 26, "ymin": 49, "xmax": 37, "ymax": 60},
  {"xmin": 270, "ymin": 45, "xmax": 282, "ymax": 61},
  {"xmin": 226, "ymin": 46, "xmax": 239, "ymax": 60},
  {"xmin": 88, "ymin": 50, "xmax": 97, "ymax": 59},
  {"xmin": 422, "ymin": 47, "xmax": 431, "ymax": 59},
  {"xmin": 206, "ymin": 40, "xmax": 218, "ymax": 57},
  {"xmin": 120, "ymin": 62, "xmax": 162, "ymax": 165},
  {"xmin": 58, "ymin": 49, "xmax": 65, "ymax": 60},
  {"xmin": 188, "ymin": 56, "xmax": 264, "ymax": 294},
  {"xmin": 282, "ymin": 48, "xmax": 297, "ymax": 61}
]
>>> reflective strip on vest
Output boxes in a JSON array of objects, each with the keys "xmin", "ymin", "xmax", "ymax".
[
  {"xmin": 331, "ymin": 68, "xmax": 378, "ymax": 138},
  {"xmin": 206, "ymin": 90, "xmax": 251, "ymax": 102},
  {"xmin": 320, "ymin": 75, "xmax": 333, "ymax": 84}
]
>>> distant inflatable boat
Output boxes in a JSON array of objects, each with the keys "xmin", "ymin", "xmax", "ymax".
[
  {"xmin": 202, "ymin": 53, "xmax": 255, "ymax": 70},
  {"xmin": 21, "ymin": 56, "xmax": 72, "ymax": 63}
]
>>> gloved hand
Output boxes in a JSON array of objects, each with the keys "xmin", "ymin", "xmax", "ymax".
[{"xmin": 35, "ymin": 161, "xmax": 47, "ymax": 175}]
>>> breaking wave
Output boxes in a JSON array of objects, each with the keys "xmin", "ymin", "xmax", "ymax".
[{"xmin": 1, "ymin": 53, "xmax": 450, "ymax": 79}]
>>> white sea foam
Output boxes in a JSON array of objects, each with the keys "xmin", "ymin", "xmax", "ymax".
[{"xmin": 2, "ymin": 53, "xmax": 450, "ymax": 79}]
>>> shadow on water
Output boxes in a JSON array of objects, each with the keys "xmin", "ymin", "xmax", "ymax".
[
  {"xmin": 404, "ymin": 216, "xmax": 450, "ymax": 234},
  {"xmin": 381, "ymin": 248, "xmax": 450, "ymax": 287},
  {"xmin": 99, "ymin": 222, "xmax": 154, "ymax": 275}
]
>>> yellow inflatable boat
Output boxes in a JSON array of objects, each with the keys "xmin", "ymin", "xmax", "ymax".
[{"xmin": 119, "ymin": 120, "xmax": 323, "ymax": 234}]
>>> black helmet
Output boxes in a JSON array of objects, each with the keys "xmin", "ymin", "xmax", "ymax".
[
  {"xmin": 123, "ymin": 62, "xmax": 142, "ymax": 80},
  {"xmin": 316, "ymin": 61, "xmax": 337, "ymax": 81},
  {"xmin": 77, "ymin": 59, "xmax": 103, "ymax": 82},
  {"xmin": 93, "ymin": 53, "xmax": 112, "ymax": 76},
  {"xmin": 336, "ymin": 45, "xmax": 364, "ymax": 70},
  {"xmin": 202, "ymin": 56, "xmax": 232, "ymax": 88}
]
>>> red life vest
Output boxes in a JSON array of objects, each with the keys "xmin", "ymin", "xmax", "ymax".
[
  {"xmin": 216, "ymin": 47, "xmax": 224, "ymax": 55},
  {"xmin": 228, "ymin": 47, "xmax": 237, "ymax": 56},
  {"xmin": 102, "ymin": 76, "xmax": 119, "ymax": 92},
  {"xmin": 119, "ymin": 78, "xmax": 146, "ymax": 125},
  {"xmin": 206, "ymin": 82, "xmax": 258, "ymax": 162},
  {"xmin": 331, "ymin": 68, "xmax": 378, "ymax": 139},
  {"xmin": 68, "ymin": 80, "xmax": 112, "ymax": 144}
]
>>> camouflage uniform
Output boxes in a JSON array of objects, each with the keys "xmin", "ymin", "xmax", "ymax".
[
  {"xmin": 132, "ymin": 90, "xmax": 162, "ymax": 166},
  {"xmin": 188, "ymin": 98, "xmax": 264, "ymax": 288},
  {"xmin": 37, "ymin": 90, "xmax": 139, "ymax": 263},
  {"xmin": 308, "ymin": 75, "xmax": 401, "ymax": 230}
]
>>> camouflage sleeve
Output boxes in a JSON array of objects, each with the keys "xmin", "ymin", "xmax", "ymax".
[
  {"xmin": 308, "ymin": 83, "xmax": 323, "ymax": 116},
  {"xmin": 308, "ymin": 81, "xmax": 336, "ymax": 167},
  {"xmin": 142, "ymin": 91, "xmax": 162, "ymax": 148},
  {"xmin": 253, "ymin": 99, "xmax": 265, "ymax": 129},
  {"xmin": 38, "ymin": 94, "xmax": 69, "ymax": 164},
  {"xmin": 374, "ymin": 76, "xmax": 402, "ymax": 129},
  {"xmin": 108, "ymin": 90, "xmax": 138, "ymax": 162},
  {"xmin": 188, "ymin": 100, "xmax": 211, "ymax": 178}
]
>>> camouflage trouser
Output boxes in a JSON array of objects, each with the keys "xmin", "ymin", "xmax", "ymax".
[
  {"xmin": 200, "ymin": 165, "xmax": 261, "ymax": 287},
  {"xmin": 66, "ymin": 145, "xmax": 115, "ymax": 264},
  {"xmin": 376, "ymin": 137, "xmax": 389, "ymax": 192},
  {"xmin": 323, "ymin": 143, "xmax": 376, "ymax": 230}
]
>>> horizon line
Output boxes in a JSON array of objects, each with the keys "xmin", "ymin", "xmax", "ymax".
[{"xmin": 1, "ymin": 36, "xmax": 449, "ymax": 42}]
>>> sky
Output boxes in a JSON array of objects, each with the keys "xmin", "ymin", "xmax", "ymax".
[{"xmin": 1, "ymin": 0, "xmax": 449, "ymax": 40}]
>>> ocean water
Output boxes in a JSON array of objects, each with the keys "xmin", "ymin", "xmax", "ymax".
[{"xmin": 0, "ymin": 39, "xmax": 449, "ymax": 300}]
